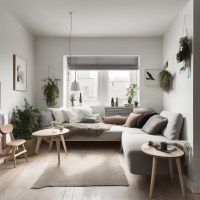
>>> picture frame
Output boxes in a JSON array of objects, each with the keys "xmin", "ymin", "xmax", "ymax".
[
  {"xmin": 145, "ymin": 69, "xmax": 161, "ymax": 87},
  {"xmin": 13, "ymin": 54, "xmax": 27, "ymax": 91}
]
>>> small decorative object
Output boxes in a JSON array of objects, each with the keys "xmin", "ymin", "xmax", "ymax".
[
  {"xmin": 58, "ymin": 126, "xmax": 64, "ymax": 131},
  {"xmin": 13, "ymin": 55, "xmax": 27, "ymax": 91},
  {"xmin": 134, "ymin": 101, "xmax": 138, "ymax": 107},
  {"xmin": 42, "ymin": 77, "xmax": 60, "ymax": 107},
  {"xmin": 145, "ymin": 69, "xmax": 161, "ymax": 87},
  {"xmin": 115, "ymin": 97, "xmax": 119, "ymax": 107},
  {"xmin": 158, "ymin": 62, "xmax": 173, "ymax": 93},
  {"xmin": 70, "ymin": 93, "xmax": 75, "ymax": 107},
  {"xmin": 177, "ymin": 36, "xmax": 192, "ymax": 73},
  {"xmin": 79, "ymin": 92, "xmax": 82, "ymax": 105},
  {"xmin": 51, "ymin": 121, "xmax": 61, "ymax": 132},
  {"xmin": 160, "ymin": 142, "xmax": 167, "ymax": 151},
  {"xmin": 111, "ymin": 97, "xmax": 114, "ymax": 107},
  {"xmin": 126, "ymin": 84, "xmax": 137, "ymax": 104},
  {"xmin": 0, "ymin": 114, "xmax": 4, "ymax": 125}
]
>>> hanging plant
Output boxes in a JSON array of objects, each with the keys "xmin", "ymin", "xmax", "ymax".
[
  {"xmin": 42, "ymin": 77, "xmax": 60, "ymax": 107},
  {"xmin": 177, "ymin": 36, "xmax": 192, "ymax": 72},
  {"xmin": 158, "ymin": 62, "xmax": 173, "ymax": 93}
]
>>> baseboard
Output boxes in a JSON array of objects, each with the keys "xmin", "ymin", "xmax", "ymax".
[{"xmin": 184, "ymin": 175, "xmax": 200, "ymax": 193}]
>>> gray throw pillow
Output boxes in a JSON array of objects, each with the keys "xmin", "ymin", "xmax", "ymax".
[
  {"xmin": 142, "ymin": 115, "xmax": 168, "ymax": 135},
  {"xmin": 39, "ymin": 109, "xmax": 54, "ymax": 128},
  {"xmin": 80, "ymin": 114, "xmax": 99, "ymax": 124},
  {"xmin": 160, "ymin": 111, "xmax": 183, "ymax": 140}
]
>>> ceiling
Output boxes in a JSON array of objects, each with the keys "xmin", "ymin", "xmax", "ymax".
[{"xmin": 0, "ymin": 0, "xmax": 188, "ymax": 37}]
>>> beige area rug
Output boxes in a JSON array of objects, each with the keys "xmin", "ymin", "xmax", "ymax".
[{"xmin": 32, "ymin": 148, "xmax": 129, "ymax": 189}]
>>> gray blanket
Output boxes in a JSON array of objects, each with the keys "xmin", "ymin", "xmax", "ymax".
[{"xmin": 62, "ymin": 122, "xmax": 111, "ymax": 137}]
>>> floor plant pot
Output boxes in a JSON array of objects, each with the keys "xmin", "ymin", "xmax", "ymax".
[{"xmin": 24, "ymin": 137, "xmax": 37, "ymax": 157}]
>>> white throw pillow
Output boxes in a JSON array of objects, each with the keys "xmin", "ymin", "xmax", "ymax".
[
  {"xmin": 63, "ymin": 107, "xmax": 93, "ymax": 123},
  {"xmin": 69, "ymin": 107, "xmax": 93, "ymax": 119},
  {"xmin": 160, "ymin": 111, "xmax": 183, "ymax": 140},
  {"xmin": 63, "ymin": 110, "xmax": 80, "ymax": 123},
  {"xmin": 49, "ymin": 108, "xmax": 66, "ymax": 123}
]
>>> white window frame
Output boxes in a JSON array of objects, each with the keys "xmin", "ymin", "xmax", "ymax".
[{"xmin": 65, "ymin": 55, "xmax": 140, "ymax": 107}]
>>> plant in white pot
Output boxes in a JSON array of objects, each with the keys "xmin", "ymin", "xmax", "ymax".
[{"xmin": 11, "ymin": 99, "xmax": 41, "ymax": 157}]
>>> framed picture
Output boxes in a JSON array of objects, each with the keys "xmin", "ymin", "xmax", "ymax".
[
  {"xmin": 145, "ymin": 69, "xmax": 161, "ymax": 87},
  {"xmin": 13, "ymin": 54, "xmax": 27, "ymax": 91}
]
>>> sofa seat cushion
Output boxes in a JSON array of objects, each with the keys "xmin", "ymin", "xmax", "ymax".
[
  {"xmin": 122, "ymin": 129, "xmax": 171, "ymax": 175},
  {"xmin": 122, "ymin": 130, "xmax": 169, "ymax": 153}
]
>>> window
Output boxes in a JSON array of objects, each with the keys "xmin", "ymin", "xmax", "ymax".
[{"xmin": 68, "ymin": 70, "xmax": 138, "ymax": 106}]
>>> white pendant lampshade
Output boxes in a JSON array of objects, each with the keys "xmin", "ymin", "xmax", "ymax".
[{"xmin": 71, "ymin": 81, "xmax": 80, "ymax": 91}]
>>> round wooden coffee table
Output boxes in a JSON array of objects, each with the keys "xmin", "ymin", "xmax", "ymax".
[
  {"xmin": 32, "ymin": 128, "xmax": 69, "ymax": 165},
  {"xmin": 141, "ymin": 143, "xmax": 185, "ymax": 198}
]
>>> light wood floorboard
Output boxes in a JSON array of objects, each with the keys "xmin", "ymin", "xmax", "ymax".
[{"xmin": 0, "ymin": 142, "xmax": 200, "ymax": 200}]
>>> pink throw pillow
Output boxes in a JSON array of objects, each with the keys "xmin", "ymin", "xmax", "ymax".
[{"xmin": 124, "ymin": 113, "xmax": 141, "ymax": 127}]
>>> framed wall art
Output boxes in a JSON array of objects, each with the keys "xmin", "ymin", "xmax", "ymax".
[
  {"xmin": 145, "ymin": 69, "xmax": 161, "ymax": 87},
  {"xmin": 13, "ymin": 54, "xmax": 27, "ymax": 91}
]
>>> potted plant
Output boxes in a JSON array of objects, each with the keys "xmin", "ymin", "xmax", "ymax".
[
  {"xmin": 11, "ymin": 99, "xmax": 41, "ymax": 157},
  {"xmin": 42, "ymin": 77, "xmax": 60, "ymax": 107},
  {"xmin": 177, "ymin": 36, "xmax": 192, "ymax": 72},
  {"xmin": 126, "ymin": 84, "xmax": 137, "ymax": 104}
]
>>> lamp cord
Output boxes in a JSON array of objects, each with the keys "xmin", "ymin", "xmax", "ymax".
[{"xmin": 69, "ymin": 12, "xmax": 73, "ymax": 64}]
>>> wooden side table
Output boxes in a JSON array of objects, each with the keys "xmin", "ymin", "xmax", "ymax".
[
  {"xmin": 141, "ymin": 143, "xmax": 185, "ymax": 198},
  {"xmin": 32, "ymin": 128, "xmax": 69, "ymax": 165}
]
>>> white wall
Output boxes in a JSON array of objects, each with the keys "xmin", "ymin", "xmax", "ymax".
[
  {"xmin": 35, "ymin": 37, "xmax": 163, "ymax": 112},
  {"xmin": 163, "ymin": 0, "xmax": 196, "ymax": 190},
  {"xmin": 0, "ymin": 8, "xmax": 35, "ymax": 122}
]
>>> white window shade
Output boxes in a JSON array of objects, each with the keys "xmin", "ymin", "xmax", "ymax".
[{"xmin": 68, "ymin": 56, "xmax": 139, "ymax": 70}]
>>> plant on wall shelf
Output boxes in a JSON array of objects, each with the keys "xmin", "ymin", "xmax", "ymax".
[
  {"xmin": 177, "ymin": 36, "xmax": 192, "ymax": 72},
  {"xmin": 42, "ymin": 77, "xmax": 60, "ymax": 107},
  {"xmin": 158, "ymin": 62, "xmax": 173, "ymax": 93},
  {"xmin": 126, "ymin": 84, "xmax": 137, "ymax": 104}
]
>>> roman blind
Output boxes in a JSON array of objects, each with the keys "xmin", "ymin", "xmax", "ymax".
[{"xmin": 67, "ymin": 56, "xmax": 139, "ymax": 70}]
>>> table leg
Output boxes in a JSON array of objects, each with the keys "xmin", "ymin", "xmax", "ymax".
[
  {"xmin": 35, "ymin": 137, "xmax": 42, "ymax": 154},
  {"xmin": 176, "ymin": 158, "xmax": 186, "ymax": 197},
  {"xmin": 150, "ymin": 157, "xmax": 157, "ymax": 198},
  {"xmin": 56, "ymin": 137, "xmax": 60, "ymax": 165},
  {"xmin": 60, "ymin": 135, "xmax": 67, "ymax": 154},
  {"xmin": 169, "ymin": 159, "xmax": 173, "ymax": 182},
  {"xmin": 49, "ymin": 136, "xmax": 54, "ymax": 153}
]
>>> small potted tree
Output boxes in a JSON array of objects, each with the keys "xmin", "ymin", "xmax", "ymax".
[
  {"xmin": 126, "ymin": 84, "xmax": 138, "ymax": 107},
  {"xmin": 11, "ymin": 99, "xmax": 41, "ymax": 157}
]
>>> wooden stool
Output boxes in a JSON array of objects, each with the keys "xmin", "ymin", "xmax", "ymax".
[{"xmin": 0, "ymin": 124, "xmax": 28, "ymax": 168}]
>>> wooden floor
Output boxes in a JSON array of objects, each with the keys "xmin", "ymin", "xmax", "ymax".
[{"xmin": 0, "ymin": 142, "xmax": 199, "ymax": 200}]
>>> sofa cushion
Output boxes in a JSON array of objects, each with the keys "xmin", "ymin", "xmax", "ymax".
[
  {"xmin": 133, "ymin": 107, "xmax": 153, "ymax": 114},
  {"xmin": 136, "ymin": 112, "xmax": 157, "ymax": 128},
  {"xmin": 49, "ymin": 108, "xmax": 66, "ymax": 123},
  {"xmin": 103, "ymin": 115, "xmax": 127, "ymax": 125},
  {"xmin": 124, "ymin": 113, "xmax": 141, "ymax": 127},
  {"xmin": 80, "ymin": 114, "xmax": 99, "ymax": 123},
  {"xmin": 142, "ymin": 115, "xmax": 168, "ymax": 135},
  {"xmin": 160, "ymin": 111, "xmax": 183, "ymax": 140},
  {"xmin": 39, "ymin": 109, "xmax": 54, "ymax": 128},
  {"xmin": 122, "ymin": 130, "xmax": 170, "ymax": 175}
]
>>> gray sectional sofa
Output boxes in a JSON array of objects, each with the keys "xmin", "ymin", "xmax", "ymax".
[{"xmin": 39, "ymin": 107, "xmax": 183, "ymax": 175}]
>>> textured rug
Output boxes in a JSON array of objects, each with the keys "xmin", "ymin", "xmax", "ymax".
[{"xmin": 32, "ymin": 148, "xmax": 128, "ymax": 189}]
